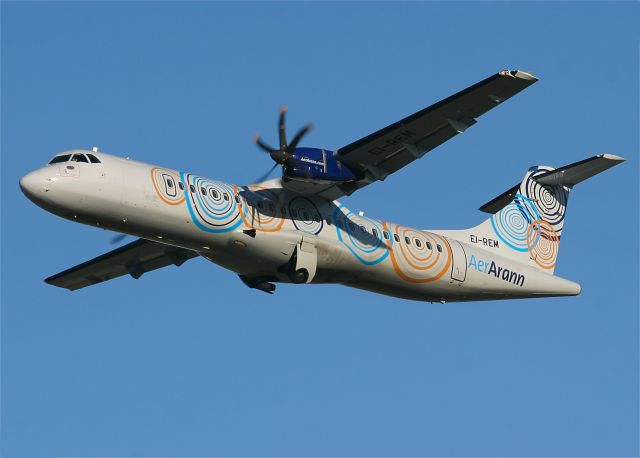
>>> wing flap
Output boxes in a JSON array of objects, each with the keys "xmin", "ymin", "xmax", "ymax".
[{"xmin": 45, "ymin": 238, "xmax": 198, "ymax": 291}]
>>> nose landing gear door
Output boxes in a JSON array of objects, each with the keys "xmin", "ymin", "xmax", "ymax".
[{"xmin": 291, "ymin": 236, "xmax": 317, "ymax": 284}]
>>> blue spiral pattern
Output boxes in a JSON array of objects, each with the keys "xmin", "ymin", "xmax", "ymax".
[
  {"xmin": 333, "ymin": 205, "xmax": 388, "ymax": 265},
  {"xmin": 490, "ymin": 194, "xmax": 540, "ymax": 251},
  {"xmin": 182, "ymin": 172, "xmax": 242, "ymax": 233}
]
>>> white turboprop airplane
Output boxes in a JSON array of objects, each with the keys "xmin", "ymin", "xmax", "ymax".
[{"xmin": 20, "ymin": 70, "xmax": 624, "ymax": 302}]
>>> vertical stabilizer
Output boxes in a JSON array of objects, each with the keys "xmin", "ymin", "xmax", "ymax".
[{"xmin": 436, "ymin": 154, "xmax": 624, "ymax": 274}]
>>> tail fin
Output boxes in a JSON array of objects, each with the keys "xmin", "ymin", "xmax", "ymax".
[{"xmin": 442, "ymin": 154, "xmax": 624, "ymax": 274}]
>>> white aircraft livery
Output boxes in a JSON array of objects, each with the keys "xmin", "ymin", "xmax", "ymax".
[{"xmin": 20, "ymin": 70, "xmax": 624, "ymax": 302}]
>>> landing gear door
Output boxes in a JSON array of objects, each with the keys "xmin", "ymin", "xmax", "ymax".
[
  {"xmin": 448, "ymin": 239, "xmax": 467, "ymax": 283},
  {"xmin": 294, "ymin": 236, "xmax": 317, "ymax": 284}
]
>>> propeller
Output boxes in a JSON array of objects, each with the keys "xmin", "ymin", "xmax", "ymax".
[
  {"xmin": 254, "ymin": 105, "xmax": 313, "ymax": 170},
  {"xmin": 252, "ymin": 162, "xmax": 279, "ymax": 184}
]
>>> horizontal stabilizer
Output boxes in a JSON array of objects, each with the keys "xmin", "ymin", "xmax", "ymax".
[
  {"xmin": 533, "ymin": 154, "xmax": 625, "ymax": 187},
  {"xmin": 479, "ymin": 154, "xmax": 625, "ymax": 214},
  {"xmin": 478, "ymin": 183, "xmax": 520, "ymax": 214}
]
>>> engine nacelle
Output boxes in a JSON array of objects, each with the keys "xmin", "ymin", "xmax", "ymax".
[{"xmin": 284, "ymin": 147, "xmax": 360, "ymax": 182}]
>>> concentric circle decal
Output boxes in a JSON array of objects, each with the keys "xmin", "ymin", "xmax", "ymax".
[
  {"xmin": 523, "ymin": 167, "xmax": 569, "ymax": 234},
  {"xmin": 237, "ymin": 185, "xmax": 285, "ymax": 232},
  {"xmin": 182, "ymin": 172, "xmax": 241, "ymax": 233},
  {"xmin": 490, "ymin": 194, "xmax": 540, "ymax": 251},
  {"xmin": 527, "ymin": 219, "xmax": 559, "ymax": 270},
  {"xmin": 289, "ymin": 197, "xmax": 323, "ymax": 235},
  {"xmin": 333, "ymin": 205, "xmax": 388, "ymax": 265},
  {"xmin": 151, "ymin": 167, "xmax": 185, "ymax": 205},
  {"xmin": 383, "ymin": 223, "xmax": 451, "ymax": 283}
]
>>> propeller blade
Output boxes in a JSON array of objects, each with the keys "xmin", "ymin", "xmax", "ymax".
[
  {"xmin": 254, "ymin": 134, "xmax": 277, "ymax": 155},
  {"xmin": 278, "ymin": 105, "xmax": 288, "ymax": 150},
  {"xmin": 288, "ymin": 123, "xmax": 314, "ymax": 152},
  {"xmin": 252, "ymin": 163, "xmax": 279, "ymax": 184},
  {"xmin": 110, "ymin": 233, "xmax": 128, "ymax": 244}
]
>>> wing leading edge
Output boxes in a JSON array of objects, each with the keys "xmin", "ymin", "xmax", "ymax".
[
  {"xmin": 45, "ymin": 238, "xmax": 198, "ymax": 291},
  {"xmin": 303, "ymin": 70, "xmax": 538, "ymax": 200}
]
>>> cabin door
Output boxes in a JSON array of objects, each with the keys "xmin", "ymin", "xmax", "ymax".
[{"xmin": 449, "ymin": 239, "xmax": 467, "ymax": 283}]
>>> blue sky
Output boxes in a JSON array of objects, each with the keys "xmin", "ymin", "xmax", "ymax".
[{"xmin": 2, "ymin": 2, "xmax": 638, "ymax": 457}]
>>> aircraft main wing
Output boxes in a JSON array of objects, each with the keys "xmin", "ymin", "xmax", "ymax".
[
  {"xmin": 45, "ymin": 238, "xmax": 198, "ymax": 290},
  {"xmin": 309, "ymin": 70, "xmax": 538, "ymax": 200}
]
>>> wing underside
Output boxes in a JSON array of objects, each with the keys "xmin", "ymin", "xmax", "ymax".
[
  {"xmin": 45, "ymin": 238, "xmax": 198, "ymax": 291},
  {"xmin": 296, "ymin": 70, "xmax": 538, "ymax": 200}
]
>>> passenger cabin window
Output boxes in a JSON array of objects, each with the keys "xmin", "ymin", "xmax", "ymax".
[
  {"xmin": 415, "ymin": 239, "xmax": 422, "ymax": 248},
  {"xmin": 71, "ymin": 153, "xmax": 89, "ymax": 162},
  {"xmin": 223, "ymin": 193, "xmax": 229, "ymax": 201},
  {"xmin": 360, "ymin": 225, "xmax": 366, "ymax": 233},
  {"xmin": 49, "ymin": 154, "xmax": 72, "ymax": 164},
  {"xmin": 189, "ymin": 185, "xmax": 196, "ymax": 193},
  {"xmin": 200, "ymin": 187, "xmax": 206, "ymax": 196},
  {"xmin": 426, "ymin": 241, "xmax": 432, "ymax": 250},
  {"xmin": 404, "ymin": 236, "xmax": 411, "ymax": 245},
  {"xmin": 167, "ymin": 178, "xmax": 174, "ymax": 188},
  {"xmin": 210, "ymin": 189, "xmax": 219, "ymax": 199},
  {"xmin": 87, "ymin": 153, "xmax": 101, "ymax": 163},
  {"xmin": 393, "ymin": 234, "xmax": 400, "ymax": 242},
  {"xmin": 178, "ymin": 181, "xmax": 184, "ymax": 190},
  {"xmin": 437, "ymin": 244, "xmax": 442, "ymax": 252},
  {"xmin": 372, "ymin": 228, "xmax": 378, "ymax": 238},
  {"xmin": 383, "ymin": 231, "xmax": 389, "ymax": 240}
]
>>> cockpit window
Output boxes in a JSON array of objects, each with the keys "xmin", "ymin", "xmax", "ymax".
[
  {"xmin": 87, "ymin": 153, "xmax": 101, "ymax": 163},
  {"xmin": 71, "ymin": 154, "xmax": 89, "ymax": 163},
  {"xmin": 48, "ymin": 154, "xmax": 72, "ymax": 164}
]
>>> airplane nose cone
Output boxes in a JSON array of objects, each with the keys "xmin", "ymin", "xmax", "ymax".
[
  {"xmin": 20, "ymin": 171, "xmax": 40, "ymax": 197},
  {"xmin": 19, "ymin": 169, "xmax": 52, "ymax": 205}
]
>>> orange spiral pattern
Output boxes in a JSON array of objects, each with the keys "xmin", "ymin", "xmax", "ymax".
[
  {"xmin": 150, "ymin": 167, "xmax": 185, "ymax": 205},
  {"xmin": 526, "ymin": 219, "xmax": 559, "ymax": 269},
  {"xmin": 383, "ymin": 222, "xmax": 451, "ymax": 283},
  {"xmin": 236, "ymin": 185, "xmax": 285, "ymax": 232}
]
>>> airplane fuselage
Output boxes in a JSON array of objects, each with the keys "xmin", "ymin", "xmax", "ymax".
[{"xmin": 21, "ymin": 150, "xmax": 581, "ymax": 301}]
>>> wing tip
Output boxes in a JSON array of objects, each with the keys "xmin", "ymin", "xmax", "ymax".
[
  {"xmin": 499, "ymin": 69, "xmax": 538, "ymax": 81},
  {"xmin": 600, "ymin": 153, "xmax": 625, "ymax": 162}
]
